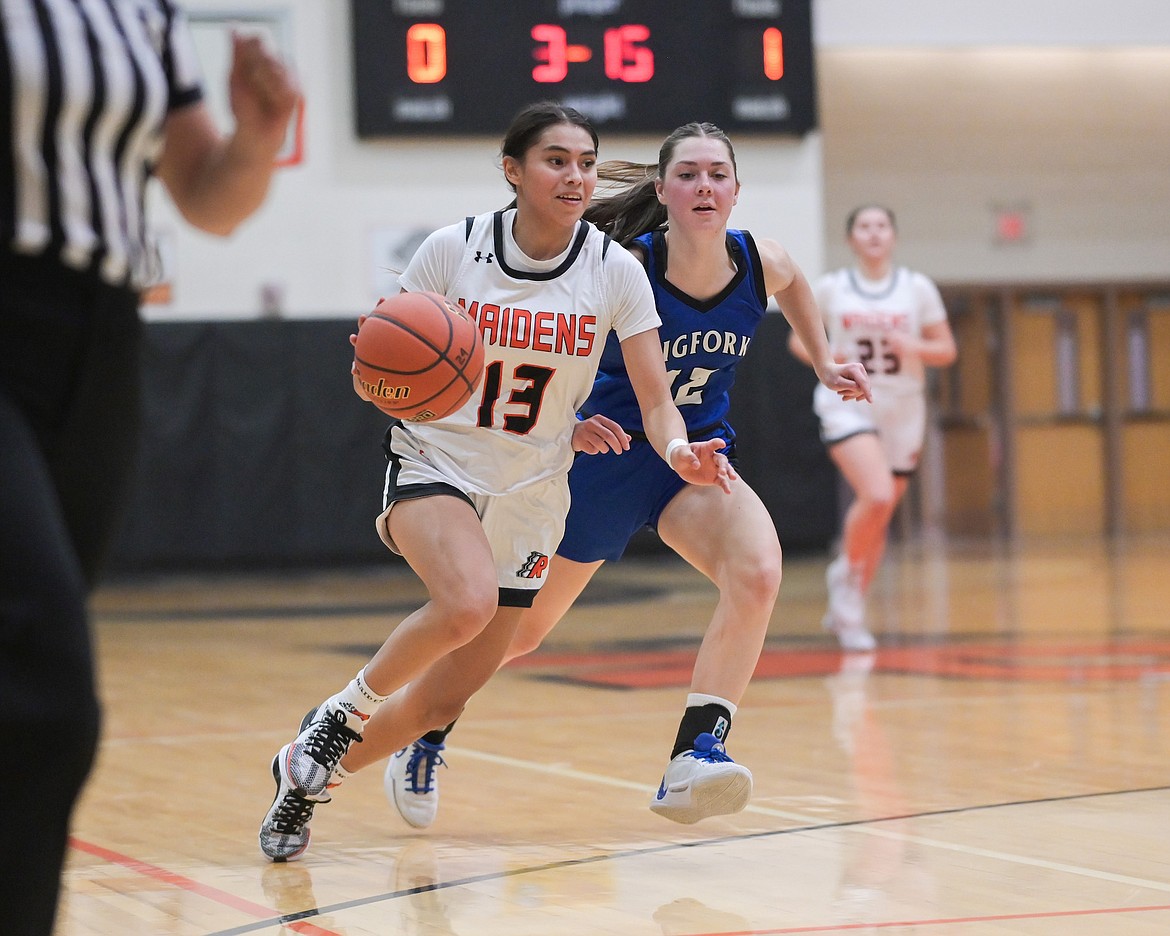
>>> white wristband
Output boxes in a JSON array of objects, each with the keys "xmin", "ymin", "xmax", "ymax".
[{"xmin": 664, "ymin": 437, "xmax": 689, "ymax": 466}]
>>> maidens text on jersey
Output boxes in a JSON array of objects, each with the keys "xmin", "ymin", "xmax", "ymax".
[
  {"xmin": 839, "ymin": 311, "xmax": 911, "ymax": 332},
  {"xmin": 458, "ymin": 300, "xmax": 598, "ymax": 357}
]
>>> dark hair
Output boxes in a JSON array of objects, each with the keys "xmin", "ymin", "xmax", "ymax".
[
  {"xmin": 846, "ymin": 204, "xmax": 897, "ymax": 234},
  {"xmin": 500, "ymin": 101, "xmax": 599, "ymax": 197},
  {"xmin": 585, "ymin": 122, "xmax": 737, "ymax": 246}
]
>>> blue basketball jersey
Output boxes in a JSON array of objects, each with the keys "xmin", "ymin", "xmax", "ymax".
[{"xmin": 582, "ymin": 228, "xmax": 769, "ymax": 439}]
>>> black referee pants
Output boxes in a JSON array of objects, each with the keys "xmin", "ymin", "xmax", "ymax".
[{"xmin": 0, "ymin": 253, "xmax": 140, "ymax": 935}]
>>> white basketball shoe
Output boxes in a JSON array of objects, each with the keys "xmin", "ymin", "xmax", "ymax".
[
  {"xmin": 649, "ymin": 733, "xmax": 752, "ymax": 825},
  {"xmin": 824, "ymin": 555, "xmax": 876, "ymax": 652},
  {"xmin": 385, "ymin": 739, "xmax": 446, "ymax": 828}
]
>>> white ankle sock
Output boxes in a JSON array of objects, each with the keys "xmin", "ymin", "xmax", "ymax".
[
  {"xmin": 324, "ymin": 668, "xmax": 389, "ymax": 732},
  {"xmin": 329, "ymin": 762, "xmax": 353, "ymax": 790}
]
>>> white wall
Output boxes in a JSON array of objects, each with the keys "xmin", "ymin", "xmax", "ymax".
[
  {"xmin": 812, "ymin": 1, "xmax": 1170, "ymax": 283},
  {"xmin": 814, "ymin": 0, "xmax": 1170, "ymax": 46},
  {"xmin": 149, "ymin": 0, "xmax": 1170, "ymax": 319},
  {"xmin": 818, "ymin": 46, "xmax": 1170, "ymax": 282},
  {"xmin": 148, "ymin": 0, "xmax": 824, "ymax": 319}
]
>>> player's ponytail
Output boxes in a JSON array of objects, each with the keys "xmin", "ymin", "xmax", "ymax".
[{"xmin": 585, "ymin": 161, "xmax": 662, "ymax": 245}]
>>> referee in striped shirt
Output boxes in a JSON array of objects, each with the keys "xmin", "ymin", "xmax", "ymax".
[{"xmin": 0, "ymin": 3, "xmax": 298, "ymax": 932}]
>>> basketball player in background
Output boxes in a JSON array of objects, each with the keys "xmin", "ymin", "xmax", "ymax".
[
  {"xmin": 789, "ymin": 205, "xmax": 956, "ymax": 651},
  {"xmin": 258, "ymin": 101, "xmax": 738, "ymax": 861},
  {"xmin": 0, "ymin": 4, "xmax": 298, "ymax": 931}
]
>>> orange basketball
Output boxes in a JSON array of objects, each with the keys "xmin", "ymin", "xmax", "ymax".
[{"xmin": 353, "ymin": 292, "xmax": 485, "ymax": 422}]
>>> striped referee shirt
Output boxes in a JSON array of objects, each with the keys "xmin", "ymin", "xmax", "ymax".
[{"xmin": 0, "ymin": 0, "xmax": 203, "ymax": 289}]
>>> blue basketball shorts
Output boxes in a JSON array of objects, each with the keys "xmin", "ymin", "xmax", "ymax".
[{"xmin": 557, "ymin": 434, "xmax": 735, "ymax": 563}]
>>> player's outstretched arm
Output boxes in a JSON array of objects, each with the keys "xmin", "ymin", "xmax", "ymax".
[{"xmin": 760, "ymin": 238, "xmax": 872, "ymax": 403}]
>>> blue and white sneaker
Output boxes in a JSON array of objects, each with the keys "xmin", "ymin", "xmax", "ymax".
[
  {"xmin": 385, "ymin": 739, "xmax": 446, "ymax": 828},
  {"xmin": 649, "ymin": 733, "xmax": 752, "ymax": 824}
]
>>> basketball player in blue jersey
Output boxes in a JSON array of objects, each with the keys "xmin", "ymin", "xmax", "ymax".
[
  {"xmin": 258, "ymin": 104, "xmax": 739, "ymax": 861},
  {"xmin": 365, "ymin": 123, "xmax": 871, "ymax": 829}
]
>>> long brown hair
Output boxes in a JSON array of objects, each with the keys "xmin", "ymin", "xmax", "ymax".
[{"xmin": 584, "ymin": 122, "xmax": 738, "ymax": 245}]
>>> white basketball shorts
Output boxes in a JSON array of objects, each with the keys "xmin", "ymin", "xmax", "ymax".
[
  {"xmin": 813, "ymin": 383, "xmax": 927, "ymax": 475},
  {"xmin": 375, "ymin": 434, "xmax": 568, "ymax": 607}
]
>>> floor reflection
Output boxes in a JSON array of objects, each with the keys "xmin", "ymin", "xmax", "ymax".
[
  {"xmin": 825, "ymin": 652, "xmax": 938, "ymax": 923},
  {"xmin": 653, "ymin": 896, "xmax": 753, "ymax": 934},
  {"xmin": 390, "ymin": 840, "xmax": 460, "ymax": 934}
]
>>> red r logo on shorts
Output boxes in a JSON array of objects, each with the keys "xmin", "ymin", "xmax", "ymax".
[{"xmin": 516, "ymin": 552, "xmax": 549, "ymax": 579}]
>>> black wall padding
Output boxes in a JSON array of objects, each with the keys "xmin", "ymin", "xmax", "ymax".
[
  {"xmin": 727, "ymin": 313, "xmax": 839, "ymax": 553},
  {"xmin": 108, "ymin": 320, "xmax": 395, "ymax": 572},
  {"xmin": 107, "ymin": 316, "xmax": 835, "ymax": 573}
]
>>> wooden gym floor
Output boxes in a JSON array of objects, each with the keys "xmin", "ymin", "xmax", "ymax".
[{"xmin": 57, "ymin": 533, "xmax": 1170, "ymax": 935}]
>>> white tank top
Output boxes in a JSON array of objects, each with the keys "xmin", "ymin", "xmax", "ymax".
[{"xmin": 813, "ymin": 266, "xmax": 947, "ymax": 392}]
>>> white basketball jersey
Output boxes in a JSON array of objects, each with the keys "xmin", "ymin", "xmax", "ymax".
[
  {"xmin": 814, "ymin": 267, "xmax": 947, "ymax": 392},
  {"xmin": 395, "ymin": 209, "xmax": 660, "ymax": 496}
]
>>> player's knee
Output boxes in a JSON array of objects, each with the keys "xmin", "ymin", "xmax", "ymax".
[
  {"xmin": 437, "ymin": 606, "xmax": 497, "ymax": 648},
  {"xmin": 858, "ymin": 486, "xmax": 898, "ymax": 519},
  {"xmin": 726, "ymin": 546, "xmax": 783, "ymax": 609},
  {"xmin": 432, "ymin": 583, "xmax": 498, "ymax": 646}
]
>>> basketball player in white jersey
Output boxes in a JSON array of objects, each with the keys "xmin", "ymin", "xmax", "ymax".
[
  {"xmin": 259, "ymin": 102, "xmax": 735, "ymax": 861},
  {"xmin": 790, "ymin": 205, "xmax": 956, "ymax": 651}
]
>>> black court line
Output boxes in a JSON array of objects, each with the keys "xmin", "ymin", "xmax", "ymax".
[{"xmin": 206, "ymin": 783, "xmax": 1170, "ymax": 936}]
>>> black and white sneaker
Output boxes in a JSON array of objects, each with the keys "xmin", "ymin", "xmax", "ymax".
[
  {"xmin": 284, "ymin": 706, "xmax": 363, "ymax": 798},
  {"xmin": 259, "ymin": 747, "xmax": 328, "ymax": 862}
]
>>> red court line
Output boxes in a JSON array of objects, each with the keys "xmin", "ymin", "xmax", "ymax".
[
  {"xmin": 69, "ymin": 837, "xmax": 340, "ymax": 936},
  {"xmin": 735, "ymin": 901, "xmax": 1170, "ymax": 934}
]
